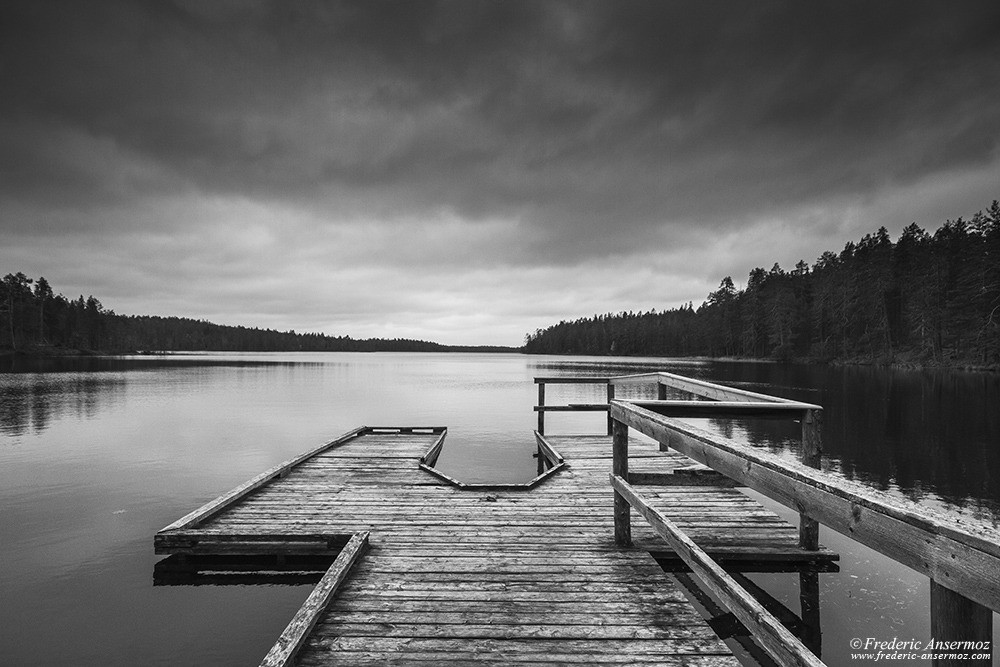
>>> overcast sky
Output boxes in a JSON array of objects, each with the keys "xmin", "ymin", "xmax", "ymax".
[{"xmin": 2, "ymin": 1, "xmax": 999, "ymax": 345}]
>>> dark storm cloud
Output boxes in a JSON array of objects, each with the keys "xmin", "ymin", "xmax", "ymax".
[
  {"xmin": 4, "ymin": 1, "xmax": 999, "ymax": 252},
  {"xmin": 2, "ymin": 1, "xmax": 1000, "ymax": 344}
]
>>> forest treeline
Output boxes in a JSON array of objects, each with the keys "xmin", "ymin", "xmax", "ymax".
[
  {"xmin": 0, "ymin": 275, "xmax": 511, "ymax": 354},
  {"xmin": 524, "ymin": 201, "xmax": 1000, "ymax": 366}
]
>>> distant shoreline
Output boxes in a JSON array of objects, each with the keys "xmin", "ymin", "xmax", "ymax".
[
  {"xmin": 4, "ymin": 346, "xmax": 997, "ymax": 372},
  {"xmin": 520, "ymin": 350, "xmax": 1000, "ymax": 372},
  {"xmin": 1, "ymin": 344, "xmax": 522, "ymax": 359}
]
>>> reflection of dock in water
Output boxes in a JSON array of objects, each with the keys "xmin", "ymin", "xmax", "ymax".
[{"xmin": 155, "ymin": 373, "xmax": 998, "ymax": 666}]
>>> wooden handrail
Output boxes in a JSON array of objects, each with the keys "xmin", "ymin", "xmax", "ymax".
[
  {"xmin": 610, "ymin": 400, "xmax": 1000, "ymax": 613},
  {"xmin": 610, "ymin": 371, "xmax": 817, "ymax": 406},
  {"xmin": 609, "ymin": 383, "xmax": 994, "ymax": 660},
  {"xmin": 628, "ymin": 399, "xmax": 820, "ymax": 418},
  {"xmin": 259, "ymin": 531, "xmax": 370, "ymax": 667},
  {"xmin": 535, "ymin": 373, "xmax": 823, "ymax": 544},
  {"xmin": 534, "ymin": 376, "xmax": 615, "ymax": 435},
  {"xmin": 611, "ymin": 474, "xmax": 824, "ymax": 667},
  {"xmin": 533, "ymin": 404, "xmax": 608, "ymax": 412},
  {"xmin": 533, "ymin": 377, "xmax": 610, "ymax": 384}
]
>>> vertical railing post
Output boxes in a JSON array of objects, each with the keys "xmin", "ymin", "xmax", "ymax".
[
  {"xmin": 537, "ymin": 382, "xmax": 545, "ymax": 435},
  {"xmin": 612, "ymin": 417, "xmax": 631, "ymax": 546},
  {"xmin": 930, "ymin": 581, "xmax": 993, "ymax": 666},
  {"xmin": 799, "ymin": 407, "xmax": 823, "ymax": 656},
  {"xmin": 657, "ymin": 381, "xmax": 670, "ymax": 451},
  {"xmin": 799, "ymin": 408, "xmax": 822, "ymax": 550},
  {"xmin": 606, "ymin": 382, "xmax": 615, "ymax": 436}
]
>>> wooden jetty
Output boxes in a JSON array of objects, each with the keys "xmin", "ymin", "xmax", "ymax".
[{"xmin": 155, "ymin": 372, "xmax": 999, "ymax": 667}]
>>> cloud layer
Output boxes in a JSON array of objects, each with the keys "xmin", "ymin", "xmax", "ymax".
[{"xmin": 2, "ymin": 1, "xmax": 999, "ymax": 344}]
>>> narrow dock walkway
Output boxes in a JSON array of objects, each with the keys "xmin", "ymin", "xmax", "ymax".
[{"xmin": 156, "ymin": 427, "xmax": 835, "ymax": 665}]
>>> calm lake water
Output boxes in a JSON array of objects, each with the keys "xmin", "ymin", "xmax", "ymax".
[{"xmin": 1, "ymin": 352, "xmax": 997, "ymax": 665}]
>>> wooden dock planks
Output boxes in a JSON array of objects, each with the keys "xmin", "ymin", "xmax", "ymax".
[{"xmin": 156, "ymin": 428, "xmax": 836, "ymax": 665}]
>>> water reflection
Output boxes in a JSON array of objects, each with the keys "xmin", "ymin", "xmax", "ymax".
[
  {"xmin": 531, "ymin": 357, "xmax": 1000, "ymax": 520},
  {"xmin": 2, "ymin": 352, "xmax": 998, "ymax": 666},
  {"xmin": 704, "ymin": 362, "xmax": 1000, "ymax": 520},
  {"xmin": 0, "ymin": 375, "xmax": 127, "ymax": 437}
]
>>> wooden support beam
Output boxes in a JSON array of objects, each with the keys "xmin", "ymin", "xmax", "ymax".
[
  {"xmin": 418, "ymin": 430, "xmax": 448, "ymax": 467},
  {"xmin": 537, "ymin": 382, "xmax": 545, "ymax": 434},
  {"xmin": 799, "ymin": 571, "xmax": 822, "ymax": 657},
  {"xmin": 628, "ymin": 470, "xmax": 739, "ymax": 487},
  {"xmin": 611, "ymin": 474, "xmax": 824, "ymax": 667},
  {"xmin": 533, "ymin": 431, "xmax": 565, "ymax": 466},
  {"xmin": 532, "ymin": 404, "xmax": 609, "ymax": 412},
  {"xmin": 930, "ymin": 581, "xmax": 993, "ymax": 667},
  {"xmin": 259, "ymin": 532, "xmax": 369, "ymax": 667},
  {"xmin": 606, "ymin": 383, "xmax": 615, "ymax": 435},
  {"xmin": 730, "ymin": 571, "xmax": 807, "ymax": 636},
  {"xmin": 612, "ymin": 419, "xmax": 631, "ymax": 546},
  {"xmin": 653, "ymin": 552, "xmax": 839, "ymax": 573},
  {"xmin": 418, "ymin": 462, "xmax": 467, "ymax": 488},
  {"xmin": 533, "ymin": 377, "xmax": 610, "ymax": 384},
  {"xmin": 673, "ymin": 572, "xmax": 780, "ymax": 667}
]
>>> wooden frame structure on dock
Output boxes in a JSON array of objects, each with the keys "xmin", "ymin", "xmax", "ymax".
[
  {"xmin": 602, "ymin": 372, "xmax": 997, "ymax": 667},
  {"xmin": 154, "ymin": 372, "xmax": 998, "ymax": 667}
]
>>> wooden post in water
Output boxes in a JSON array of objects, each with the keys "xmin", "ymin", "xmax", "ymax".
[
  {"xmin": 799, "ymin": 408, "xmax": 823, "ymax": 656},
  {"xmin": 930, "ymin": 581, "xmax": 993, "ymax": 666},
  {"xmin": 656, "ymin": 382, "xmax": 670, "ymax": 451},
  {"xmin": 612, "ymin": 418, "xmax": 631, "ymax": 546},
  {"xmin": 606, "ymin": 383, "xmax": 615, "ymax": 436},
  {"xmin": 537, "ymin": 382, "xmax": 545, "ymax": 435},
  {"xmin": 799, "ymin": 569, "xmax": 822, "ymax": 657}
]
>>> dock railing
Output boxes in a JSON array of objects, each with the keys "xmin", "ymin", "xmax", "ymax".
[
  {"xmin": 533, "ymin": 376, "xmax": 615, "ymax": 435},
  {"xmin": 534, "ymin": 372, "xmax": 823, "ymax": 547},
  {"xmin": 595, "ymin": 371, "xmax": 996, "ymax": 667}
]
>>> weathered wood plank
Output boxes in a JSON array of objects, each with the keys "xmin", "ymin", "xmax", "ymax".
[
  {"xmin": 534, "ymin": 431, "xmax": 565, "ymax": 464},
  {"xmin": 298, "ymin": 651, "xmax": 738, "ymax": 666},
  {"xmin": 533, "ymin": 377, "xmax": 611, "ymax": 384},
  {"xmin": 534, "ymin": 404, "xmax": 609, "ymax": 412},
  {"xmin": 930, "ymin": 581, "xmax": 993, "ymax": 666},
  {"xmin": 301, "ymin": 636, "xmax": 733, "ymax": 655},
  {"xmin": 259, "ymin": 531, "xmax": 369, "ymax": 667},
  {"xmin": 630, "ymin": 400, "xmax": 821, "ymax": 419},
  {"xmin": 418, "ymin": 429, "xmax": 449, "ymax": 466},
  {"xmin": 159, "ymin": 423, "xmax": 847, "ymax": 666},
  {"xmin": 312, "ymin": 622, "xmax": 718, "ymax": 640},
  {"xmin": 629, "ymin": 471, "xmax": 739, "ymax": 487},
  {"xmin": 612, "ymin": 418, "xmax": 631, "ymax": 546}
]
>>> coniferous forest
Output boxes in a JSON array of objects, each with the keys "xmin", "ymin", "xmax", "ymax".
[
  {"xmin": 525, "ymin": 201, "xmax": 1000, "ymax": 367},
  {"xmin": 0, "ymin": 275, "xmax": 509, "ymax": 355}
]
